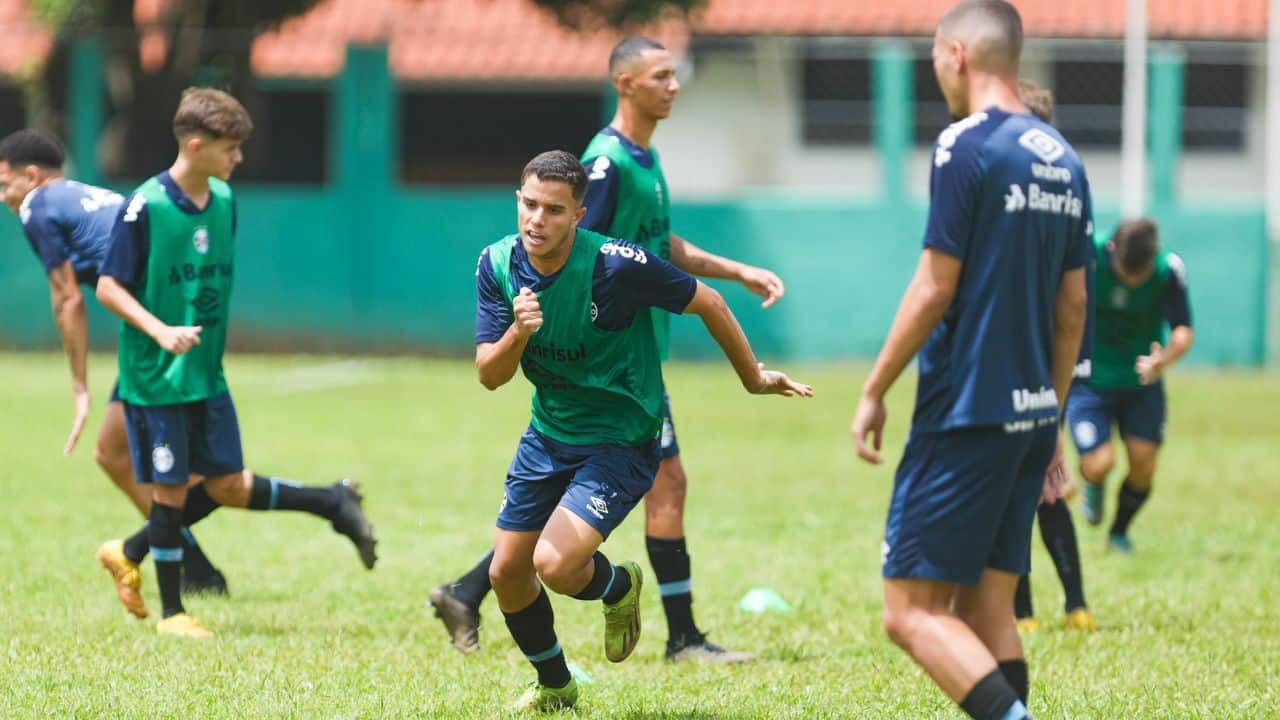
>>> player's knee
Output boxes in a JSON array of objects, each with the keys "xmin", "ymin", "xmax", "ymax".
[
  {"xmin": 531, "ymin": 548, "xmax": 576, "ymax": 594},
  {"xmin": 489, "ymin": 556, "xmax": 530, "ymax": 594},
  {"xmin": 881, "ymin": 605, "xmax": 920, "ymax": 650}
]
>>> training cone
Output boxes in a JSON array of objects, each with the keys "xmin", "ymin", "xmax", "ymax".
[{"xmin": 739, "ymin": 587, "xmax": 792, "ymax": 614}]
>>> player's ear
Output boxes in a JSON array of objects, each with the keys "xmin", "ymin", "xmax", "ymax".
[{"xmin": 572, "ymin": 204, "xmax": 587, "ymax": 224}]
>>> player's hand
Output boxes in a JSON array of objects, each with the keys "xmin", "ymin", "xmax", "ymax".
[
  {"xmin": 1041, "ymin": 431, "xmax": 1070, "ymax": 505},
  {"xmin": 739, "ymin": 266, "xmax": 785, "ymax": 309},
  {"xmin": 154, "ymin": 325, "xmax": 202, "ymax": 355},
  {"xmin": 851, "ymin": 394, "xmax": 887, "ymax": 465},
  {"xmin": 1135, "ymin": 342, "xmax": 1165, "ymax": 385},
  {"xmin": 513, "ymin": 287, "xmax": 543, "ymax": 339},
  {"xmin": 63, "ymin": 386, "xmax": 91, "ymax": 456},
  {"xmin": 751, "ymin": 362, "xmax": 813, "ymax": 397}
]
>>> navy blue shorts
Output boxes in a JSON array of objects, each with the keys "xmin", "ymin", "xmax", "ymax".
[
  {"xmin": 497, "ymin": 427, "xmax": 660, "ymax": 539},
  {"xmin": 882, "ymin": 423, "xmax": 1057, "ymax": 585},
  {"xmin": 1066, "ymin": 381, "xmax": 1165, "ymax": 455},
  {"xmin": 659, "ymin": 392, "xmax": 680, "ymax": 460},
  {"xmin": 122, "ymin": 392, "xmax": 245, "ymax": 485}
]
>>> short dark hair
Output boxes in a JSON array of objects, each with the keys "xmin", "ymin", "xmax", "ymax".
[
  {"xmin": 0, "ymin": 129, "xmax": 65, "ymax": 169},
  {"xmin": 173, "ymin": 87, "xmax": 254, "ymax": 141},
  {"xmin": 609, "ymin": 36, "xmax": 666, "ymax": 76},
  {"xmin": 939, "ymin": 0, "xmax": 1023, "ymax": 72},
  {"xmin": 1112, "ymin": 218, "xmax": 1159, "ymax": 275},
  {"xmin": 521, "ymin": 150, "xmax": 588, "ymax": 201}
]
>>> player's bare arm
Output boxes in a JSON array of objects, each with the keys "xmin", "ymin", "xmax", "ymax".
[
  {"xmin": 1051, "ymin": 268, "xmax": 1088, "ymax": 412},
  {"xmin": 682, "ymin": 280, "xmax": 811, "ymax": 397},
  {"xmin": 669, "ymin": 233, "xmax": 784, "ymax": 308},
  {"xmin": 48, "ymin": 259, "xmax": 90, "ymax": 454},
  {"xmin": 1135, "ymin": 326, "xmax": 1194, "ymax": 385},
  {"xmin": 476, "ymin": 287, "xmax": 540, "ymax": 390},
  {"xmin": 96, "ymin": 275, "xmax": 201, "ymax": 356},
  {"xmin": 852, "ymin": 248, "xmax": 961, "ymax": 464}
]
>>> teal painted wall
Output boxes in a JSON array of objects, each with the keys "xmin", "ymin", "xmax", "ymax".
[{"xmin": 0, "ymin": 43, "xmax": 1268, "ymax": 365}]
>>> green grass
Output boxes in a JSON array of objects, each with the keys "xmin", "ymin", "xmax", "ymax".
[{"xmin": 1, "ymin": 352, "xmax": 1277, "ymax": 718}]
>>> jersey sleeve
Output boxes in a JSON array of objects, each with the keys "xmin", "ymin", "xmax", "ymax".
[
  {"xmin": 19, "ymin": 192, "xmax": 70, "ymax": 273},
  {"xmin": 99, "ymin": 192, "xmax": 150, "ymax": 288},
  {"xmin": 1163, "ymin": 253, "xmax": 1192, "ymax": 329},
  {"xmin": 600, "ymin": 241, "xmax": 697, "ymax": 314},
  {"xmin": 579, "ymin": 155, "xmax": 621, "ymax": 234},
  {"xmin": 922, "ymin": 135, "xmax": 985, "ymax": 258},
  {"xmin": 475, "ymin": 248, "xmax": 513, "ymax": 344}
]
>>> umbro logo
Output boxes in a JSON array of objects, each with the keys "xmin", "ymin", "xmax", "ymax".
[{"xmin": 588, "ymin": 496, "xmax": 609, "ymax": 519}]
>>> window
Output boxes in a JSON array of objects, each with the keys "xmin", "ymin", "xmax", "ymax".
[
  {"xmin": 800, "ymin": 51, "xmax": 871, "ymax": 144},
  {"xmin": 1052, "ymin": 59, "xmax": 1124, "ymax": 147},
  {"xmin": 234, "ymin": 89, "xmax": 329, "ymax": 184},
  {"xmin": 1182, "ymin": 61, "xmax": 1248, "ymax": 150},
  {"xmin": 399, "ymin": 89, "xmax": 604, "ymax": 185}
]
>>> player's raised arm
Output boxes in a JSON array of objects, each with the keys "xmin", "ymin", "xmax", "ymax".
[
  {"xmin": 669, "ymin": 233, "xmax": 785, "ymax": 309},
  {"xmin": 682, "ymin": 281, "xmax": 810, "ymax": 397}
]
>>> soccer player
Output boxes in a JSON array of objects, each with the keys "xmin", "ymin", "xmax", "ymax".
[
  {"xmin": 475, "ymin": 150, "xmax": 809, "ymax": 710},
  {"xmin": 849, "ymin": 3, "xmax": 1090, "ymax": 719},
  {"xmin": 1010, "ymin": 81, "xmax": 1097, "ymax": 633},
  {"xmin": 93, "ymin": 88, "xmax": 378, "ymax": 637},
  {"xmin": 431, "ymin": 35, "xmax": 785, "ymax": 664},
  {"xmin": 1069, "ymin": 217, "xmax": 1192, "ymax": 553},
  {"xmin": 0, "ymin": 128, "xmax": 228, "ymax": 593}
]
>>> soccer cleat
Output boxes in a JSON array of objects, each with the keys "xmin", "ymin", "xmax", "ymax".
[
  {"xmin": 96, "ymin": 539, "xmax": 148, "ymax": 619},
  {"xmin": 155, "ymin": 613, "xmax": 213, "ymax": 639},
  {"xmin": 1082, "ymin": 483, "xmax": 1104, "ymax": 526},
  {"xmin": 1107, "ymin": 533, "xmax": 1134, "ymax": 554},
  {"xmin": 1064, "ymin": 607, "xmax": 1099, "ymax": 632},
  {"xmin": 183, "ymin": 567, "xmax": 229, "ymax": 597},
  {"xmin": 330, "ymin": 478, "xmax": 378, "ymax": 569},
  {"xmin": 665, "ymin": 633, "xmax": 756, "ymax": 664},
  {"xmin": 1015, "ymin": 617, "xmax": 1041, "ymax": 634},
  {"xmin": 602, "ymin": 561, "xmax": 643, "ymax": 663},
  {"xmin": 428, "ymin": 583, "xmax": 480, "ymax": 653},
  {"xmin": 511, "ymin": 677, "xmax": 578, "ymax": 712}
]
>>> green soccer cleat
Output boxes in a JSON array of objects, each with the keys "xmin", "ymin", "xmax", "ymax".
[
  {"xmin": 602, "ymin": 561, "xmax": 643, "ymax": 663},
  {"xmin": 511, "ymin": 678, "xmax": 578, "ymax": 712},
  {"xmin": 1108, "ymin": 533, "xmax": 1134, "ymax": 554},
  {"xmin": 1082, "ymin": 482, "xmax": 1105, "ymax": 526}
]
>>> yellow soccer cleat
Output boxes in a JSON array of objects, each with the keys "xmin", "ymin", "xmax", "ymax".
[
  {"xmin": 1015, "ymin": 617, "xmax": 1040, "ymax": 634},
  {"xmin": 96, "ymin": 539, "xmax": 148, "ymax": 619},
  {"xmin": 156, "ymin": 613, "xmax": 214, "ymax": 639},
  {"xmin": 1064, "ymin": 608, "xmax": 1099, "ymax": 632}
]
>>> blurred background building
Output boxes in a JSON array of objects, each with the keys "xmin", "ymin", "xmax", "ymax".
[{"xmin": 0, "ymin": 0, "xmax": 1274, "ymax": 365}]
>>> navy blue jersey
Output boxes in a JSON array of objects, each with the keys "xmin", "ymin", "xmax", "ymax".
[
  {"xmin": 475, "ymin": 235, "xmax": 697, "ymax": 344},
  {"xmin": 18, "ymin": 178, "xmax": 122, "ymax": 284},
  {"xmin": 100, "ymin": 171, "xmax": 237, "ymax": 288},
  {"xmin": 913, "ymin": 108, "xmax": 1093, "ymax": 432}
]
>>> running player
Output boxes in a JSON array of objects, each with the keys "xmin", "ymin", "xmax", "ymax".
[
  {"xmin": 477, "ymin": 150, "xmax": 809, "ymax": 710},
  {"xmin": 431, "ymin": 35, "xmax": 785, "ymax": 664},
  {"xmin": 850, "ymin": 3, "xmax": 1090, "ymax": 719},
  {"xmin": 1069, "ymin": 217, "xmax": 1192, "ymax": 553},
  {"xmin": 93, "ymin": 88, "xmax": 377, "ymax": 637},
  {"xmin": 1010, "ymin": 81, "xmax": 1097, "ymax": 633},
  {"xmin": 0, "ymin": 128, "xmax": 228, "ymax": 593}
]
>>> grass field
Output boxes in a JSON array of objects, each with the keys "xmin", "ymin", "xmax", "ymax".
[{"xmin": 2, "ymin": 352, "xmax": 1277, "ymax": 718}]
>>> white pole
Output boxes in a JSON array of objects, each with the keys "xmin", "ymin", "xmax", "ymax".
[
  {"xmin": 1267, "ymin": 0, "xmax": 1280, "ymax": 364},
  {"xmin": 1121, "ymin": 0, "xmax": 1148, "ymax": 218}
]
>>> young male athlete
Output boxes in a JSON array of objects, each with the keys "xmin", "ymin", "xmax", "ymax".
[
  {"xmin": 94, "ymin": 88, "xmax": 377, "ymax": 637},
  {"xmin": 0, "ymin": 129, "xmax": 228, "ymax": 593},
  {"xmin": 477, "ymin": 150, "xmax": 809, "ymax": 710},
  {"xmin": 850, "ymin": 3, "xmax": 1090, "ymax": 719},
  {"xmin": 1009, "ymin": 82, "xmax": 1097, "ymax": 633},
  {"xmin": 431, "ymin": 35, "xmax": 785, "ymax": 664},
  {"xmin": 1069, "ymin": 217, "xmax": 1192, "ymax": 553}
]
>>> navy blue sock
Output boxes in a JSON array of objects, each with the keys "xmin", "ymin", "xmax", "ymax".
[
  {"xmin": 123, "ymin": 525, "xmax": 150, "ymax": 564},
  {"xmin": 1110, "ymin": 480, "xmax": 1150, "ymax": 537},
  {"xmin": 999, "ymin": 659, "xmax": 1029, "ymax": 704},
  {"xmin": 647, "ymin": 536, "xmax": 700, "ymax": 644},
  {"xmin": 1038, "ymin": 498, "xmax": 1086, "ymax": 611},
  {"xmin": 452, "ymin": 550, "xmax": 493, "ymax": 607},
  {"xmin": 571, "ymin": 552, "xmax": 631, "ymax": 604},
  {"xmin": 149, "ymin": 501, "xmax": 185, "ymax": 618},
  {"xmin": 960, "ymin": 669, "xmax": 1026, "ymax": 720},
  {"xmin": 248, "ymin": 474, "xmax": 338, "ymax": 519},
  {"xmin": 502, "ymin": 587, "xmax": 571, "ymax": 688}
]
